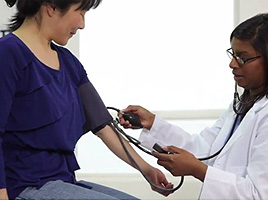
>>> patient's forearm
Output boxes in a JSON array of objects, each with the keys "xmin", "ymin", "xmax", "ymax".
[
  {"xmin": 0, "ymin": 188, "xmax": 9, "ymax": 200},
  {"xmin": 97, "ymin": 125, "xmax": 152, "ymax": 172}
]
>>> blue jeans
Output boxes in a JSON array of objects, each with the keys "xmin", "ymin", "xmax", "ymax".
[{"xmin": 15, "ymin": 180, "xmax": 139, "ymax": 200}]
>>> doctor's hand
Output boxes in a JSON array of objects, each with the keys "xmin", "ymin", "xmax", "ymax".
[
  {"xmin": 119, "ymin": 105, "xmax": 155, "ymax": 130},
  {"xmin": 145, "ymin": 166, "xmax": 174, "ymax": 197},
  {"xmin": 0, "ymin": 188, "xmax": 9, "ymax": 200},
  {"xmin": 153, "ymin": 146, "xmax": 208, "ymax": 182}
]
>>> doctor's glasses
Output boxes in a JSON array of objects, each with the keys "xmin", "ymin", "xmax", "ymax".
[{"xmin": 226, "ymin": 48, "xmax": 262, "ymax": 65}]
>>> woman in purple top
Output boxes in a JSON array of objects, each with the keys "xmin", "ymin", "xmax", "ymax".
[{"xmin": 0, "ymin": 0, "xmax": 173, "ymax": 199}]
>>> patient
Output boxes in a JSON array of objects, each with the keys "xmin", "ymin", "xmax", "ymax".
[{"xmin": 0, "ymin": 0, "xmax": 173, "ymax": 199}]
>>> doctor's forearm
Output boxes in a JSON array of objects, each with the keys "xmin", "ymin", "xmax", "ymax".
[{"xmin": 192, "ymin": 161, "xmax": 208, "ymax": 182}]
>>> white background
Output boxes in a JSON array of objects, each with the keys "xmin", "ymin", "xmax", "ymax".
[{"xmin": 80, "ymin": 0, "xmax": 234, "ymax": 112}]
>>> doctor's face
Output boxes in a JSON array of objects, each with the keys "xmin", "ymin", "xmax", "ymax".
[{"xmin": 229, "ymin": 37, "xmax": 267, "ymax": 96}]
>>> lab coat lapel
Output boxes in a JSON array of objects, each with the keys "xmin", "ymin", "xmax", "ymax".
[
  {"xmin": 218, "ymin": 113, "xmax": 254, "ymax": 157},
  {"xmin": 216, "ymin": 98, "xmax": 268, "ymax": 158},
  {"xmin": 210, "ymin": 114, "xmax": 236, "ymax": 154}
]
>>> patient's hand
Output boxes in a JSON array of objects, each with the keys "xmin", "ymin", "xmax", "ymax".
[
  {"xmin": 0, "ymin": 188, "xmax": 9, "ymax": 200},
  {"xmin": 145, "ymin": 167, "xmax": 174, "ymax": 197}
]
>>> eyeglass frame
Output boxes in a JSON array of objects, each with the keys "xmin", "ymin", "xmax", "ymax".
[{"xmin": 226, "ymin": 48, "xmax": 262, "ymax": 65}]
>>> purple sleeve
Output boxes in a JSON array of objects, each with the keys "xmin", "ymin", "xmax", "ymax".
[
  {"xmin": 0, "ymin": 45, "xmax": 19, "ymax": 188},
  {"xmin": 54, "ymin": 44, "xmax": 112, "ymax": 133}
]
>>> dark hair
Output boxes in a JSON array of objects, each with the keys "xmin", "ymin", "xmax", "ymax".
[
  {"xmin": 5, "ymin": 0, "xmax": 102, "ymax": 31},
  {"xmin": 231, "ymin": 13, "xmax": 268, "ymax": 114}
]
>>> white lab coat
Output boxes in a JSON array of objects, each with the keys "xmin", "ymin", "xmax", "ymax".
[{"xmin": 139, "ymin": 97, "xmax": 268, "ymax": 199}]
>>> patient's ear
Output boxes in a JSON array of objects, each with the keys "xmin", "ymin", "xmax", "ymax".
[{"xmin": 45, "ymin": 3, "xmax": 57, "ymax": 17}]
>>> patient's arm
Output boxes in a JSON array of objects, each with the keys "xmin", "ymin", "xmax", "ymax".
[{"xmin": 0, "ymin": 188, "xmax": 9, "ymax": 200}]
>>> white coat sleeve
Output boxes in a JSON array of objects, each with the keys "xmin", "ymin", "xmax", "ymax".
[{"xmin": 139, "ymin": 107, "xmax": 231, "ymax": 157}]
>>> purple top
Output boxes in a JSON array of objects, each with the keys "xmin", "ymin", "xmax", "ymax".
[{"xmin": 0, "ymin": 33, "xmax": 112, "ymax": 198}]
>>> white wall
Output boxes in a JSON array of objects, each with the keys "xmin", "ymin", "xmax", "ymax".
[
  {"xmin": 234, "ymin": 0, "xmax": 268, "ymax": 26},
  {"xmin": 81, "ymin": 0, "xmax": 234, "ymax": 112},
  {"xmin": 2, "ymin": 1, "xmax": 268, "ymax": 54}
]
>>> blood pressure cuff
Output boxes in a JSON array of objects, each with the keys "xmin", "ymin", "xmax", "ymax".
[{"xmin": 78, "ymin": 82, "xmax": 113, "ymax": 134}]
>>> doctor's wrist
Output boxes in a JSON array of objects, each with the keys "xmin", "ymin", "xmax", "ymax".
[{"xmin": 192, "ymin": 161, "xmax": 208, "ymax": 182}]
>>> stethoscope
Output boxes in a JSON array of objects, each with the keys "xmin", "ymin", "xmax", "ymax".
[{"xmin": 107, "ymin": 106, "xmax": 240, "ymax": 193}]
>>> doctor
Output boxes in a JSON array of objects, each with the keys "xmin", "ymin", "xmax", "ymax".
[{"xmin": 120, "ymin": 13, "xmax": 268, "ymax": 199}]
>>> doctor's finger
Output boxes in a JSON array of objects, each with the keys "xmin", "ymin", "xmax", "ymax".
[
  {"xmin": 157, "ymin": 160, "xmax": 173, "ymax": 171},
  {"xmin": 118, "ymin": 117, "xmax": 132, "ymax": 128},
  {"xmin": 123, "ymin": 105, "xmax": 140, "ymax": 113},
  {"xmin": 166, "ymin": 146, "xmax": 185, "ymax": 154},
  {"xmin": 152, "ymin": 151, "xmax": 172, "ymax": 160}
]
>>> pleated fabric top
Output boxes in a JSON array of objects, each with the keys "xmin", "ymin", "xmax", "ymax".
[{"xmin": 0, "ymin": 33, "xmax": 112, "ymax": 198}]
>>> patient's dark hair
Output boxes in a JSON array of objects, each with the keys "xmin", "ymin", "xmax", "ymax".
[
  {"xmin": 5, "ymin": 0, "xmax": 102, "ymax": 31},
  {"xmin": 230, "ymin": 13, "xmax": 268, "ymax": 114}
]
